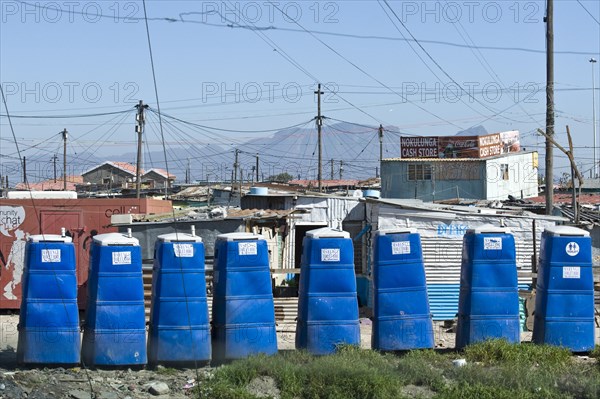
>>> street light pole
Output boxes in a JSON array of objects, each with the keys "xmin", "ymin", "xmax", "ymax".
[{"xmin": 591, "ymin": 58, "xmax": 598, "ymax": 178}]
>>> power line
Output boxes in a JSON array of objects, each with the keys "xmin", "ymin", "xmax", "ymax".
[
  {"xmin": 267, "ymin": 0, "xmax": 462, "ymax": 129},
  {"xmin": 576, "ymin": 0, "xmax": 600, "ymax": 25},
  {"xmin": 149, "ymin": 108, "xmax": 314, "ymax": 134},
  {"xmin": 14, "ymin": 1, "xmax": 598, "ymax": 56},
  {"xmin": 0, "ymin": 109, "xmax": 133, "ymax": 119},
  {"xmin": 379, "ymin": 0, "xmax": 530, "ymax": 126}
]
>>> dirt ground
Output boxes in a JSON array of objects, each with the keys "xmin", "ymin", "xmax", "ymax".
[{"xmin": 0, "ymin": 315, "xmax": 597, "ymax": 399}]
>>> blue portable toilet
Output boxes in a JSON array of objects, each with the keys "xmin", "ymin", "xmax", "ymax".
[
  {"xmin": 212, "ymin": 232, "xmax": 277, "ymax": 361},
  {"xmin": 296, "ymin": 227, "xmax": 360, "ymax": 355},
  {"xmin": 81, "ymin": 231, "xmax": 147, "ymax": 366},
  {"xmin": 372, "ymin": 229, "xmax": 434, "ymax": 350},
  {"xmin": 533, "ymin": 226, "xmax": 595, "ymax": 351},
  {"xmin": 148, "ymin": 228, "xmax": 211, "ymax": 365},
  {"xmin": 17, "ymin": 231, "xmax": 80, "ymax": 365},
  {"xmin": 455, "ymin": 225, "xmax": 520, "ymax": 349}
]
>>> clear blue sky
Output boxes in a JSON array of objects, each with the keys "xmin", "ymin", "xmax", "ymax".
[{"xmin": 1, "ymin": 0, "xmax": 599, "ymax": 181}]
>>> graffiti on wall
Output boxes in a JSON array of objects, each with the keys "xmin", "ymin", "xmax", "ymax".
[{"xmin": 0, "ymin": 206, "xmax": 27, "ymax": 300}]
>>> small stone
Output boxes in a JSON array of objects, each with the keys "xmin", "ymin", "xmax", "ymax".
[
  {"xmin": 0, "ymin": 383, "xmax": 5, "ymax": 390},
  {"xmin": 147, "ymin": 381, "xmax": 170, "ymax": 396},
  {"xmin": 98, "ymin": 391, "xmax": 120, "ymax": 399},
  {"xmin": 128, "ymin": 384, "xmax": 136, "ymax": 391},
  {"xmin": 69, "ymin": 389, "xmax": 93, "ymax": 399}
]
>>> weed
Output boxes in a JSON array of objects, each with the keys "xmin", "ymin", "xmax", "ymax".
[{"xmin": 463, "ymin": 339, "xmax": 571, "ymax": 368}]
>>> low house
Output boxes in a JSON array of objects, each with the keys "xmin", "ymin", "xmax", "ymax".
[
  {"xmin": 82, "ymin": 161, "xmax": 140, "ymax": 188},
  {"xmin": 381, "ymin": 151, "xmax": 539, "ymax": 201},
  {"xmin": 142, "ymin": 168, "xmax": 176, "ymax": 190}
]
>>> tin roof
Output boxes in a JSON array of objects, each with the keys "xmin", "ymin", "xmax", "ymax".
[
  {"xmin": 289, "ymin": 179, "xmax": 360, "ymax": 187},
  {"xmin": 144, "ymin": 168, "xmax": 176, "ymax": 179},
  {"xmin": 81, "ymin": 161, "xmax": 141, "ymax": 177},
  {"xmin": 368, "ymin": 197, "xmax": 567, "ymax": 222},
  {"xmin": 15, "ymin": 176, "xmax": 83, "ymax": 191}
]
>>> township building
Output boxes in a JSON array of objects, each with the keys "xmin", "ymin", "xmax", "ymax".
[{"xmin": 381, "ymin": 130, "xmax": 539, "ymax": 201}]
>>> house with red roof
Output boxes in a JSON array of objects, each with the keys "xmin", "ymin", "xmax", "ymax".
[
  {"xmin": 142, "ymin": 168, "xmax": 176, "ymax": 190},
  {"xmin": 81, "ymin": 161, "xmax": 141, "ymax": 188}
]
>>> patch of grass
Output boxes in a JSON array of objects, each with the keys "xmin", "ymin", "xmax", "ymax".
[
  {"xmin": 396, "ymin": 350, "xmax": 448, "ymax": 391},
  {"xmin": 463, "ymin": 339, "xmax": 572, "ymax": 368},
  {"xmin": 436, "ymin": 381, "xmax": 570, "ymax": 399},
  {"xmin": 193, "ymin": 343, "xmax": 600, "ymax": 399},
  {"xmin": 590, "ymin": 345, "xmax": 600, "ymax": 360},
  {"xmin": 197, "ymin": 347, "xmax": 406, "ymax": 399},
  {"xmin": 155, "ymin": 366, "xmax": 178, "ymax": 376}
]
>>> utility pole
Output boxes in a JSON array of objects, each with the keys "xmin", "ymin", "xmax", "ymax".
[
  {"xmin": 315, "ymin": 84, "xmax": 324, "ymax": 192},
  {"xmin": 330, "ymin": 159, "xmax": 334, "ymax": 180},
  {"xmin": 52, "ymin": 154, "xmax": 58, "ymax": 182},
  {"xmin": 590, "ymin": 58, "xmax": 597, "ymax": 178},
  {"xmin": 185, "ymin": 158, "xmax": 190, "ymax": 184},
  {"xmin": 378, "ymin": 124, "xmax": 384, "ymax": 165},
  {"xmin": 544, "ymin": 0, "xmax": 554, "ymax": 215},
  {"xmin": 255, "ymin": 154, "xmax": 259, "ymax": 182},
  {"xmin": 22, "ymin": 156, "xmax": 26, "ymax": 183},
  {"xmin": 62, "ymin": 129, "xmax": 68, "ymax": 190},
  {"xmin": 339, "ymin": 160, "xmax": 344, "ymax": 180},
  {"xmin": 233, "ymin": 149, "xmax": 240, "ymax": 191},
  {"xmin": 135, "ymin": 101, "xmax": 148, "ymax": 199}
]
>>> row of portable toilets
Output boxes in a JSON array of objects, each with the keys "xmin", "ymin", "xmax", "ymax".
[{"xmin": 17, "ymin": 224, "xmax": 596, "ymax": 366}]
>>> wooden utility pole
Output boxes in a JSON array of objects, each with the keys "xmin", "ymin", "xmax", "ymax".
[
  {"xmin": 52, "ymin": 154, "xmax": 58, "ymax": 182},
  {"xmin": 378, "ymin": 124, "xmax": 384, "ymax": 164},
  {"xmin": 339, "ymin": 160, "xmax": 344, "ymax": 180},
  {"xmin": 378, "ymin": 124, "xmax": 384, "ymax": 178},
  {"xmin": 62, "ymin": 129, "xmax": 68, "ymax": 190},
  {"xmin": 255, "ymin": 154, "xmax": 259, "ymax": 182},
  {"xmin": 135, "ymin": 101, "xmax": 148, "ymax": 198},
  {"xmin": 233, "ymin": 149, "xmax": 240, "ymax": 190},
  {"xmin": 185, "ymin": 158, "xmax": 190, "ymax": 184},
  {"xmin": 544, "ymin": 0, "xmax": 554, "ymax": 215},
  {"xmin": 330, "ymin": 159, "xmax": 334, "ymax": 180},
  {"xmin": 315, "ymin": 84, "xmax": 324, "ymax": 192},
  {"xmin": 22, "ymin": 156, "xmax": 26, "ymax": 183}
]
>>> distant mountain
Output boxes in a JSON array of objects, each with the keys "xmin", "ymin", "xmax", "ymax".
[
  {"xmin": 237, "ymin": 122, "xmax": 401, "ymax": 181},
  {"xmin": 454, "ymin": 125, "xmax": 488, "ymax": 137},
  {"xmin": 9, "ymin": 123, "xmax": 495, "ymax": 186}
]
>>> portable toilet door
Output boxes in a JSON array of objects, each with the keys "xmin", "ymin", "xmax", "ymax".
[
  {"xmin": 81, "ymin": 231, "xmax": 147, "ymax": 366},
  {"xmin": 372, "ymin": 228, "xmax": 434, "ymax": 350},
  {"xmin": 148, "ymin": 228, "xmax": 211, "ymax": 364},
  {"xmin": 295, "ymin": 227, "xmax": 360, "ymax": 355},
  {"xmin": 532, "ymin": 226, "xmax": 595, "ymax": 351},
  {"xmin": 455, "ymin": 225, "xmax": 520, "ymax": 349},
  {"xmin": 17, "ymin": 232, "xmax": 80, "ymax": 365},
  {"xmin": 212, "ymin": 232, "xmax": 277, "ymax": 361}
]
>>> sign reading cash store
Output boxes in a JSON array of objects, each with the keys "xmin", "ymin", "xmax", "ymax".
[{"xmin": 400, "ymin": 130, "xmax": 520, "ymax": 159}]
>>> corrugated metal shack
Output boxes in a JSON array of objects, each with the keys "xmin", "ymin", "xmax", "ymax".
[{"xmin": 365, "ymin": 198, "xmax": 566, "ymax": 320}]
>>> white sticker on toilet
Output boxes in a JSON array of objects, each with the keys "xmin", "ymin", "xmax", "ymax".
[
  {"xmin": 239, "ymin": 242, "xmax": 258, "ymax": 256},
  {"xmin": 391, "ymin": 241, "xmax": 411, "ymax": 255},
  {"xmin": 174, "ymin": 243, "xmax": 194, "ymax": 257},
  {"xmin": 112, "ymin": 251, "xmax": 132, "ymax": 265},
  {"xmin": 565, "ymin": 242, "xmax": 579, "ymax": 256},
  {"xmin": 483, "ymin": 237, "xmax": 502, "ymax": 250},
  {"xmin": 321, "ymin": 248, "xmax": 340, "ymax": 262},
  {"xmin": 41, "ymin": 249, "xmax": 61, "ymax": 263},
  {"xmin": 562, "ymin": 266, "xmax": 580, "ymax": 279}
]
